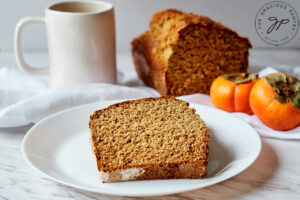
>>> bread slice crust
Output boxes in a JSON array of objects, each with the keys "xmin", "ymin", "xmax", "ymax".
[{"xmin": 89, "ymin": 97, "xmax": 209, "ymax": 183}]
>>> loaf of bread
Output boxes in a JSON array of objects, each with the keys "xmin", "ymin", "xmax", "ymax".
[
  {"xmin": 89, "ymin": 97, "xmax": 209, "ymax": 183},
  {"xmin": 132, "ymin": 9, "xmax": 251, "ymax": 96}
]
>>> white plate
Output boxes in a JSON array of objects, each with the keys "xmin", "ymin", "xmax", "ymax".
[{"xmin": 22, "ymin": 100, "xmax": 261, "ymax": 197}]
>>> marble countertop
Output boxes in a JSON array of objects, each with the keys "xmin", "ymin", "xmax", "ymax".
[{"xmin": 0, "ymin": 49, "xmax": 300, "ymax": 199}]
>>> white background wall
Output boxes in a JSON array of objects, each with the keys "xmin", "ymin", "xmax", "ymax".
[{"xmin": 1, "ymin": 0, "xmax": 300, "ymax": 52}]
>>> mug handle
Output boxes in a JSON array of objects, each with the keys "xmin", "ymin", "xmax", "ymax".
[{"xmin": 14, "ymin": 17, "xmax": 49, "ymax": 75}]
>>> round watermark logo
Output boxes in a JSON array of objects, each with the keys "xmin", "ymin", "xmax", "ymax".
[{"xmin": 255, "ymin": 1, "xmax": 299, "ymax": 46}]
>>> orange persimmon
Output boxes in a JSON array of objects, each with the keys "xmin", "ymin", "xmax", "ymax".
[
  {"xmin": 210, "ymin": 73, "xmax": 258, "ymax": 114},
  {"xmin": 250, "ymin": 73, "xmax": 300, "ymax": 131}
]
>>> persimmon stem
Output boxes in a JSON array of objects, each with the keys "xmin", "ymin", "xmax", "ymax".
[
  {"xmin": 265, "ymin": 73, "xmax": 300, "ymax": 110},
  {"xmin": 221, "ymin": 73, "xmax": 258, "ymax": 84}
]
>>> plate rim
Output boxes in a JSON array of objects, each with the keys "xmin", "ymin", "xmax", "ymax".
[{"xmin": 22, "ymin": 99, "xmax": 262, "ymax": 197}]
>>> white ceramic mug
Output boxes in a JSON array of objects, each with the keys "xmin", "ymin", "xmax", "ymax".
[{"xmin": 14, "ymin": 1, "xmax": 116, "ymax": 88}]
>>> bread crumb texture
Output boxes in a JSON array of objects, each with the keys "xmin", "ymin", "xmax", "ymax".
[
  {"xmin": 132, "ymin": 9, "xmax": 251, "ymax": 96},
  {"xmin": 89, "ymin": 97, "xmax": 209, "ymax": 182}
]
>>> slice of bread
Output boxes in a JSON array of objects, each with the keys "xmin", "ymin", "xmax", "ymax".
[{"xmin": 89, "ymin": 97, "xmax": 209, "ymax": 183}]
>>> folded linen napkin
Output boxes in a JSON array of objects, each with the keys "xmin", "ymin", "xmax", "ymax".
[{"xmin": 0, "ymin": 64, "xmax": 299, "ymax": 139}]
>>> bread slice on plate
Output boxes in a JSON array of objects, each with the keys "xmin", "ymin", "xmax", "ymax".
[{"xmin": 89, "ymin": 97, "xmax": 209, "ymax": 183}]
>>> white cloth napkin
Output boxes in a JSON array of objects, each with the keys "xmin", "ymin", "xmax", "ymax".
[{"xmin": 0, "ymin": 65, "xmax": 299, "ymax": 139}]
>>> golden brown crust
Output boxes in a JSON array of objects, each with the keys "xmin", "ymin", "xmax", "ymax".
[
  {"xmin": 132, "ymin": 37, "xmax": 169, "ymax": 95},
  {"xmin": 136, "ymin": 159, "xmax": 208, "ymax": 181},
  {"xmin": 101, "ymin": 160, "xmax": 208, "ymax": 183},
  {"xmin": 131, "ymin": 9, "xmax": 251, "ymax": 96},
  {"xmin": 149, "ymin": 9, "xmax": 250, "ymax": 46},
  {"xmin": 89, "ymin": 97, "xmax": 210, "ymax": 182}
]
